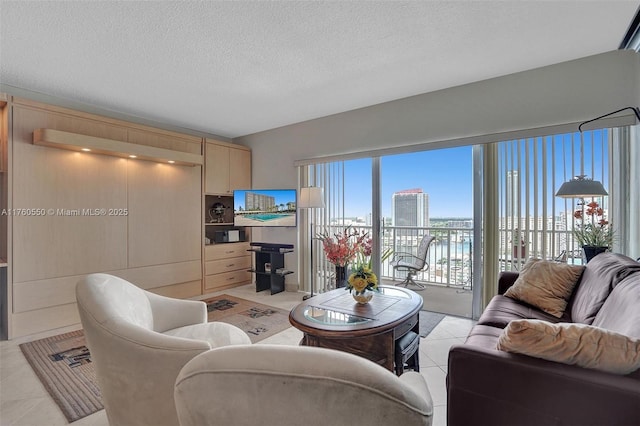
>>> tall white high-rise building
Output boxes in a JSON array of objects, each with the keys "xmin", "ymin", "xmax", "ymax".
[
  {"xmin": 245, "ymin": 192, "xmax": 275, "ymax": 211},
  {"xmin": 506, "ymin": 170, "xmax": 519, "ymax": 217},
  {"xmin": 392, "ymin": 189, "xmax": 429, "ymax": 227}
]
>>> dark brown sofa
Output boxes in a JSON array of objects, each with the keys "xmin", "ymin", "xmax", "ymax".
[{"xmin": 447, "ymin": 252, "xmax": 640, "ymax": 426}]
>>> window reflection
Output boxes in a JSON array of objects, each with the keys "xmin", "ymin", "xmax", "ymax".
[{"xmin": 304, "ymin": 306, "xmax": 372, "ymax": 325}]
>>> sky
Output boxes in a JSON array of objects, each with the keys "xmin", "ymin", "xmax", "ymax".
[
  {"xmin": 343, "ymin": 146, "xmax": 474, "ymax": 218},
  {"xmin": 339, "ymin": 129, "xmax": 608, "ymax": 220}
]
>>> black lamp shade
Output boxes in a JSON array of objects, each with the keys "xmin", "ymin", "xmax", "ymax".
[{"xmin": 555, "ymin": 176, "xmax": 608, "ymax": 198}]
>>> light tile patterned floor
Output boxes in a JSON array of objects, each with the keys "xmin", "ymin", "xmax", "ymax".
[{"xmin": 0, "ymin": 284, "xmax": 475, "ymax": 426}]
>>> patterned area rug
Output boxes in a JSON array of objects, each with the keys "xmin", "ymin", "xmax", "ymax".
[
  {"xmin": 18, "ymin": 295, "xmax": 291, "ymax": 422},
  {"xmin": 419, "ymin": 310, "xmax": 446, "ymax": 337},
  {"xmin": 203, "ymin": 294, "xmax": 291, "ymax": 343},
  {"xmin": 19, "ymin": 330, "xmax": 101, "ymax": 423}
]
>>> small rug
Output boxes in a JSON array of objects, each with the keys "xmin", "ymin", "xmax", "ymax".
[
  {"xmin": 19, "ymin": 330, "xmax": 102, "ymax": 423},
  {"xmin": 419, "ymin": 310, "xmax": 446, "ymax": 337},
  {"xmin": 19, "ymin": 295, "xmax": 291, "ymax": 422},
  {"xmin": 203, "ymin": 294, "xmax": 292, "ymax": 343}
]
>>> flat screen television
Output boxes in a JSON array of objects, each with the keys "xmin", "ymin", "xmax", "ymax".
[{"xmin": 233, "ymin": 189, "xmax": 297, "ymax": 227}]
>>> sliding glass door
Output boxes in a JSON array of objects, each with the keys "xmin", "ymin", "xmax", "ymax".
[{"xmin": 306, "ymin": 147, "xmax": 475, "ymax": 318}]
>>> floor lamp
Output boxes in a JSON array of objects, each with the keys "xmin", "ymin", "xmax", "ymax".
[
  {"xmin": 555, "ymin": 106, "xmax": 640, "ymax": 198},
  {"xmin": 299, "ymin": 186, "xmax": 325, "ymax": 300}
]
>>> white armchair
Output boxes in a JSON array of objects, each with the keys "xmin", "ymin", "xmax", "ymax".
[
  {"xmin": 76, "ymin": 273, "xmax": 251, "ymax": 426},
  {"xmin": 174, "ymin": 344, "xmax": 433, "ymax": 426}
]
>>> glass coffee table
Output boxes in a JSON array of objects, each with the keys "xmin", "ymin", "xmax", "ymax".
[{"xmin": 289, "ymin": 285, "xmax": 423, "ymax": 373}]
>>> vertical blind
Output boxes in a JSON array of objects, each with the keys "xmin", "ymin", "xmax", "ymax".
[
  {"xmin": 495, "ymin": 129, "xmax": 610, "ymax": 269},
  {"xmin": 303, "ymin": 161, "xmax": 349, "ymax": 294}
]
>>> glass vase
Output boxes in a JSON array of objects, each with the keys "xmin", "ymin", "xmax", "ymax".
[{"xmin": 351, "ymin": 288, "xmax": 374, "ymax": 304}]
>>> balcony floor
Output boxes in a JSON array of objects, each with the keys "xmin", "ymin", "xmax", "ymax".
[{"xmin": 381, "ymin": 278, "xmax": 472, "ymax": 318}]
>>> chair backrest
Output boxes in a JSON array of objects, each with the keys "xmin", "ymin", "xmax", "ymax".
[
  {"xmin": 553, "ymin": 250, "xmax": 568, "ymax": 263},
  {"xmin": 76, "ymin": 273, "xmax": 154, "ymax": 330},
  {"xmin": 76, "ymin": 274, "xmax": 209, "ymax": 426},
  {"xmin": 175, "ymin": 344, "xmax": 433, "ymax": 426},
  {"xmin": 415, "ymin": 235, "xmax": 436, "ymax": 269}
]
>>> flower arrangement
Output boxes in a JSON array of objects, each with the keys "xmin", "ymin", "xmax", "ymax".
[
  {"xmin": 572, "ymin": 201, "xmax": 615, "ymax": 248},
  {"xmin": 347, "ymin": 241, "xmax": 393, "ymax": 296},
  {"xmin": 347, "ymin": 265, "xmax": 378, "ymax": 294},
  {"xmin": 317, "ymin": 226, "xmax": 393, "ymax": 301},
  {"xmin": 317, "ymin": 226, "xmax": 369, "ymax": 267}
]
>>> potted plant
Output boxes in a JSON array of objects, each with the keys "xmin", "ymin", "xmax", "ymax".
[
  {"xmin": 572, "ymin": 201, "xmax": 615, "ymax": 262},
  {"xmin": 346, "ymin": 240, "xmax": 393, "ymax": 304},
  {"xmin": 317, "ymin": 226, "xmax": 369, "ymax": 288}
]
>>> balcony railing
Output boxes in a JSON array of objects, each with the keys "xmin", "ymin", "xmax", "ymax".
[
  {"xmin": 315, "ymin": 224, "xmax": 474, "ymax": 290},
  {"xmin": 314, "ymin": 223, "xmax": 583, "ymax": 292}
]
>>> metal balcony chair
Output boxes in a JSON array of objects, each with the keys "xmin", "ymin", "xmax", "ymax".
[
  {"xmin": 553, "ymin": 250, "xmax": 568, "ymax": 263},
  {"xmin": 391, "ymin": 235, "xmax": 435, "ymax": 290}
]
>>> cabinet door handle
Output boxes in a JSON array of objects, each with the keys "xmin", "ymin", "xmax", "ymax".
[
  {"xmin": 227, "ymin": 277, "xmax": 236, "ymax": 281},
  {"xmin": 225, "ymin": 250, "xmax": 234, "ymax": 254},
  {"xmin": 226, "ymin": 263, "xmax": 235, "ymax": 267}
]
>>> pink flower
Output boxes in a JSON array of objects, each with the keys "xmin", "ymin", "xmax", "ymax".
[{"xmin": 317, "ymin": 227, "xmax": 370, "ymax": 267}]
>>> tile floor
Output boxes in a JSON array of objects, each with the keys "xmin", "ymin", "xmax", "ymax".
[{"xmin": 0, "ymin": 284, "xmax": 475, "ymax": 426}]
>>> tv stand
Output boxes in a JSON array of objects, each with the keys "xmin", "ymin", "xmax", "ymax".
[{"xmin": 248, "ymin": 242, "xmax": 294, "ymax": 295}]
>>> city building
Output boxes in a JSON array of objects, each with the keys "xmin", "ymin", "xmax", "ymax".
[
  {"xmin": 245, "ymin": 192, "xmax": 275, "ymax": 211},
  {"xmin": 506, "ymin": 170, "xmax": 519, "ymax": 217},
  {"xmin": 392, "ymin": 189, "xmax": 429, "ymax": 227}
]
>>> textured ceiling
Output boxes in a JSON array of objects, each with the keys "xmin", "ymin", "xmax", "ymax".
[{"xmin": 1, "ymin": 1, "xmax": 638, "ymax": 138}]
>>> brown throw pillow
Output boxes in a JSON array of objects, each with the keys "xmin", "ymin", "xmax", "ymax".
[
  {"xmin": 497, "ymin": 319, "xmax": 640, "ymax": 375},
  {"xmin": 504, "ymin": 258, "xmax": 584, "ymax": 317}
]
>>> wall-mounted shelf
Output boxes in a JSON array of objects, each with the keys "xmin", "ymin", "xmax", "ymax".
[{"xmin": 33, "ymin": 128, "xmax": 203, "ymax": 166}]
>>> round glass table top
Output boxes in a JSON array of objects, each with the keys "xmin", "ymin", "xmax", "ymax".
[
  {"xmin": 303, "ymin": 306, "xmax": 373, "ymax": 326},
  {"xmin": 300, "ymin": 286, "xmax": 413, "ymax": 325}
]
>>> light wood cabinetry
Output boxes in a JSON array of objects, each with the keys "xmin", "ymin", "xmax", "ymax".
[
  {"xmin": 4, "ymin": 97, "xmax": 204, "ymax": 338},
  {"xmin": 127, "ymin": 160, "xmax": 201, "ymax": 268},
  {"xmin": 229, "ymin": 145, "xmax": 251, "ymax": 191},
  {"xmin": 202, "ymin": 139, "xmax": 252, "ymax": 294},
  {"xmin": 1, "ymin": 96, "xmax": 8, "ymax": 339},
  {"xmin": 204, "ymin": 139, "xmax": 251, "ymax": 195},
  {"xmin": 204, "ymin": 242, "xmax": 252, "ymax": 292}
]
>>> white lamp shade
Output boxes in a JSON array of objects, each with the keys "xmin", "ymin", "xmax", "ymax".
[
  {"xmin": 299, "ymin": 187, "xmax": 325, "ymax": 208},
  {"xmin": 555, "ymin": 175, "xmax": 608, "ymax": 198}
]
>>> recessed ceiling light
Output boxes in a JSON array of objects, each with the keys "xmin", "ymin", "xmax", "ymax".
[
  {"xmin": 168, "ymin": 160, "xmax": 175, "ymax": 164},
  {"xmin": 81, "ymin": 148, "xmax": 91, "ymax": 152},
  {"xmin": 129, "ymin": 155, "xmax": 137, "ymax": 159}
]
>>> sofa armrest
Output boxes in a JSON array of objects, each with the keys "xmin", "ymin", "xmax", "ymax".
[
  {"xmin": 498, "ymin": 271, "xmax": 520, "ymax": 294},
  {"xmin": 447, "ymin": 344, "xmax": 640, "ymax": 426},
  {"xmin": 146, "ymin": 291, "xmax": 207, "ymax": 332}
]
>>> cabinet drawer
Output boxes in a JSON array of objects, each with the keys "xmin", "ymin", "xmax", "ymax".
[
  {"xmin": 205, "ymin": 270, "xmax": 252, "ymax": 290},
  {"xmin": 205, "ymin": 256, "xmax": 251, "ymax": 275},
  {"xmin": 205, "ymin": 242, "xmax": 250, "ymax": 261},
  {"xmin": 394, "ymin": 313, "xmax": 419, "ymax": 340}
]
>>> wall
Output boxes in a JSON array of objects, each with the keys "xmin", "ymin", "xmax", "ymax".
[{"xmin": 236, "ymin": 49, "xmax": 640, "ymax": 289}]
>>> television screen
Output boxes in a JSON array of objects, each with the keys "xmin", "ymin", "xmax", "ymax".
[{"xmin": 233, "ymin": 189, "xmax": 297, "ymax": 227}]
